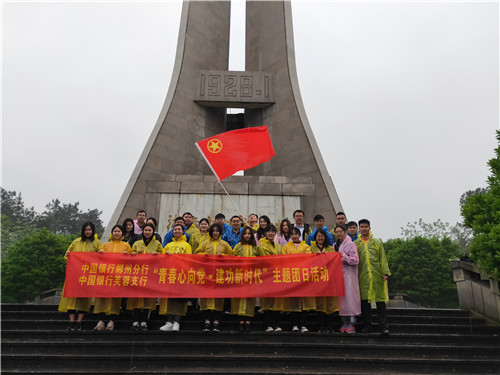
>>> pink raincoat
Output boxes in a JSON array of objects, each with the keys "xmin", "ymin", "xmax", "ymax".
[{"xmin": 338, "ymin": 236, "xmax": 361, "ymax": 316}]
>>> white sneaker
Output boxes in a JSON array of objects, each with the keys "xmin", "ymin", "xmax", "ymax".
[
  {"xmin": 274, "ymin": 327, "xmax": 282, "ymax": 332},
  {"xmin": 93, "ymin": 320, "xmax": 105, "ymax": 331},
  {"xmin": 172, "ymin": 322, "xmax": 180, "ymax": 331},
  {"xmin": 292, "ymin": 325, "xmax": 299, "ymax": 332},
  {"xmin": 265, "ymin": 326, "xmax": 274, "ymax": 332},
  {"xmin": 131, "ymin": 321, "xmax": 140, "ymax": 330},
  {"xmin": 140, "ymin": 321, "xmax": 147, "ymax": 331},
  {"xmin": 160, "ymin": 322, "xmax": 173, "ymax": 331},
  {"xmin": 300, "ymin": 326, "xmax": 309, "ymax": 333},
  {"xmin": 105, "ymin": 320, "xmax": 114, "ymax": 331}
]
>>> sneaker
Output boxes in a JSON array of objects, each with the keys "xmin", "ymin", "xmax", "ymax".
[
  {"xmin": 300, "ymin": 326, "xmax": 309, "ymax": 333},
  {"xmin": 292, "ymin": 325, "xmax": 299, "ymax": 332},
  {"xmin": 203, "ymin": 322, "xmax": 211, "ymax": 332},
  {"xmin": 105, "ymin": 321, "xmax": 114, "ymax": 331},
  {"xmin": 245, "ymin": 323, "xmax": 251, "ymax": 333},
  {"xmin": 67, "ymin": 322, "xmax": 76, "ymax": 331},
  {"xmin": 274, "ymin": 327, "xmax": 282, "ymax": 332},
  {"xmin": 380, "ymin": 328, "xmax": 389, "ymax": 336},
  {"xmin": 75, "ymin": 322, "xmax": 82, "ymax": 331},
  {"xmin": 140, "ymin": 322, "xmax": 147, "ymax": 331},
  {"xmin": 160, "ymin": 322, "xmax": 173, "ymax": 331},
  {"xmin": 172, "ymin": 322, "xmax": 180, "ymax": 331},
  {"xmin": 265, "ymin": 326, "xmax": 274, "ymax": 332},
  {"xmin": 131, "ymin": 321, "xmax": 140, "ymax": 331},
  {"xmin": 93, "ymin": 320, "xmax": 105, "ymax": 331},
  {"xmin": 239, "ymin": 322, "xmax": 245, "ymax": 332},
  {"xmin": 344, "ymin": 324, "xmax": 355, "ymax": 334},
  {"xmin": 212, "ymin": 322, "xmax": 220, "ymax": 332},
  {"xmin": 339, "ymin": 323, "xmax": 346, "ymax": 333}
]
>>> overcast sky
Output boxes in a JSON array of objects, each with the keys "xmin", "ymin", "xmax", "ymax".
[{"xmin": 2, "ymin": 0, "xmax": 499, "ymax": 240}]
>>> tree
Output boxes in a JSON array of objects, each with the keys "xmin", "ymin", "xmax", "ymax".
[
  {"xmin": 461, "ymin": 130, "xmax": 500, "ymax": 279},
  {"xmin": 36, "ymin": 199, "xmax": 104, "ymax": 235},
  {"xmin": 1, "ymin": 189, "xmax": 39, "ymax": 259},
  {"xmin": 385, "ymin": 236, "xmax": 460, "ymax": 308},
  {"xmin": 400, "ymin": 218, "xmax": 471, "ymax": 256},
  {"xmin": 1, "ymin": 229, "xmax": 72, "ymax": 303}
]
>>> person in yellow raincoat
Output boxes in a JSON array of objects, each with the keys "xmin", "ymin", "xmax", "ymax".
[
  {"xmin": 259, "ymin": 225, "xmax": 284, "ymax": 332},
  {"xmin": 195, "ymin": 223, "xmax": 233, "ymax": 331},
  {"xmin": 310, "ymin": 228, "xmax": 338, "ymax": 332},
  {"xmin": 159, "ymin": 223, "xmax": 192, "ymax": 332},
  {"xmin": 58, "ymin": 221, "xmax": 103, "ymax": 331},
  {"xmin": 183, "ymin": 212, "xmax": 201, "ymax": 251},
  {"xmin": 126, "ymin": 223, "xmax": 163, "ymax": 331},
  {"xmin": 231, "ymin": 226, "xmax": 261, "ymax": 332},
  {"xmin": 355, "ymin": 219, "xmax": 391, "ymax": 336},
  {"xmin": 198, "ymin": 218, "xmax": 211, "ymax": 244},
  {"xmin": 281, "ymin": 227, "xmax": 313, "ymax": 332},
  {"xmin": 93, "ymin": 224, "xmax": 131, "ymax": 331}
]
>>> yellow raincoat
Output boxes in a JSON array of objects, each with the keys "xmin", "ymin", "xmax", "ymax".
[
  {"xmin": 186, "ymin": 224, "xmax": 201, "ymax": 253},
  {"xmin": 355, "ymin": 236, "xmax": 390, "ymax": 302},
  {"xmin": 159, "ymin": 237, "xmax": 192, "ymax": 316},
  {"xmin": 309, "ymin": 243, "xmax": 339, "ymax": 314},
  {"xmin": 93, "ymin": 237, "xmax": 131, "ymax": 315},
  {"xmin": 281, "ymin": 241, "xmax": 315, "ymax": 312},
  {"xmin": 258, "ymin": 238, "xmax": 284, "ymax": 312},
  {"xmin": 231, "ymin": 244, "xmax": 261, "ymax": 317},
  {"xmin": 195, "ymin": 237, "xmax": 233, "ymax": 311},
  {"xmin": 58, "ymin": 237, "xmax": 103, "ymax": 312},
  {"xmin": 126, "ymin": 238, "xmax": 163, "ymax": 311}
]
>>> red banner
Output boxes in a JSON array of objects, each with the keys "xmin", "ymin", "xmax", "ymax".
[{"xmin": 63, "ymin": 252, "xmax": 344, "ymax": 298}]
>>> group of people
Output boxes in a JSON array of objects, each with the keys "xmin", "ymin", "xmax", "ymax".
[{"xmin": 59, "ymin": 210, "xmax": 391, "ymax": 336}]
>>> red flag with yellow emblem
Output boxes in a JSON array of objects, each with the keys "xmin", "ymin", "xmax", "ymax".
[{"xmin": 195, "ymin": 126, "xmax": 275, "ymax": 181}]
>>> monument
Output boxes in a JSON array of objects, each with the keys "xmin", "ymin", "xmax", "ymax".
[{"xmin": 106, "ymin": 0, "xmax": 343, "ymax": 234}]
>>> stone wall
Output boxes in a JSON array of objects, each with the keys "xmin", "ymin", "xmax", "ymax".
[{"xmin": 451, "ymin": 260, "xmax": 500, "ymax": 324}]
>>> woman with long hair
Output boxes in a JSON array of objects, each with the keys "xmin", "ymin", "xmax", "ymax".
[
  {"xmin": 58, "ymin": 222, "xmax": 103, "ymax": 331},
  {"xmin": 122, "ymin": 218, "xmax": 139, "ymax": 247},
  {"xmin": 255, "ymin": 215, "xmax": 271, "ymax": 244},
  {"xmin": 126, "ymin": 223, "xmax": 163, "ymax": 331},
  {"xmin": 276, "ymin": 218, "xmax": 292, "ymax": 246},
  {"xmin": 195, "ymin": 223, "xmax": 233, "ymax": 331},
  {"xmin": 198, "ymin": 218, "xmax": 210, "ymax": 244},
  {"xmin": 231, "ymin": 226, "xmax": 261, "ymax": 332},
  {"xmin": 93, "ymin": 224, "xmax": 131, "ymax": 331},
  {"xmin": 281, "ymin": 227, "xmax": 314, "ymax": 333}
]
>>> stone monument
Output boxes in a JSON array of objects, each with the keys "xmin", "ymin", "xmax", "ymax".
[{"xmin": 105, "ymin": 0, "xmax": 343, "ymax": 234}]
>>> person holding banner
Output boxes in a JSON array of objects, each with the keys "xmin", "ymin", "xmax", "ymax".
[
  {"xmin": 93, "ymin": 224, "xmax": 131, "ymax": 331},
  {"xmin": 58, "ymin": 221, "xmax": 103, "ymax": 331},
  {"xmin": 195, "ymin": 223, "xmax": 233, "ymax": 331},
  {"xmin": 310, "ymin": 228, "xmax": 338, "ymax": 332},
  {"xmin": 334, "ymin": 224, "xmax": 360, "ymax": 334},
  {"xmin": 259, "ymin": 225, "xmax": 284, "ymax": 332},
  {"xmin": 282, "ymin": 227, "xmax": 314, "ymax": 333},
  {"xmin": 231, "ymin": 226, "xmax": 261, "ymax": 332},
  {"xmin": 127, "ymin": 223, "xmax": 163, "ymax": 331},
  {"xmin": 159, "ymin": 223, "xmax": 192, "ymax": 332}
]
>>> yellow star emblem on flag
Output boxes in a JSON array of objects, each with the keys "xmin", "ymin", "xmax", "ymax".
[{"xmin": 207, "ymin": 139, "xmax": 222, "ymax": 153}]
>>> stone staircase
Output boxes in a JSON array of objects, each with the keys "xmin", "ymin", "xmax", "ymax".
[{"xmin": 2, "ymin": 304, "xmax": 499, "ymax": 374}]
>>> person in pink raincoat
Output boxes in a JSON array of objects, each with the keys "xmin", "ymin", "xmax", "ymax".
[{"xmin": 334, "ymin": 224, "xmax": 361, "ymax": 333}]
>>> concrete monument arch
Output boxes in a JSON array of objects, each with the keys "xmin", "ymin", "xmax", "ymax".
[{"xmin": 105, "ymin": 0, "xmax": 342, "ymax": 235}]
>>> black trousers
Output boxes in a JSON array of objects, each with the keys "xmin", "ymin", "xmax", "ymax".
[{"xmin": 361, "ymin": 300, "xmax": 388, "ymax": 330}]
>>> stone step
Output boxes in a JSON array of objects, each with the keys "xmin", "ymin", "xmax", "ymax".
[
  {"xmin": 4, "ymin": 329, "xmax": 500, "ymax": 347},
  {"xmin": 2, "ymin": 319, "xmax": 497, "ymax": 335},
  {"xmin": 3, "ymin": 339, "xmax": 498, "ymax": 359},
  {"xmin": 3, "ymin": 330, "xmax": 498, "ymax": 346},
  {"xmin": 3, "ymin": 353, "xmax": 499, "ymax": 374},
  {"xmin": 1, "ymin": 311, "xmax": 486, "ymax": 326}
]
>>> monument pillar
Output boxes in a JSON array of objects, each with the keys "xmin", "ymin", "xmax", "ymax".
[{"xmin": 105, "ymin": 0, "xmax": 343, "ymax": 236}]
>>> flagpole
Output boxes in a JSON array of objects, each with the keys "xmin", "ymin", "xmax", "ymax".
[{"xmin": 195, "ymin": 142, "xmax": 249, "ymax": 226}]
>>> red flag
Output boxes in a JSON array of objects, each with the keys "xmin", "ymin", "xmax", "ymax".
[{"xmin": 195, "ymin": 126, "xmax": 275, "ymax": 181}]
